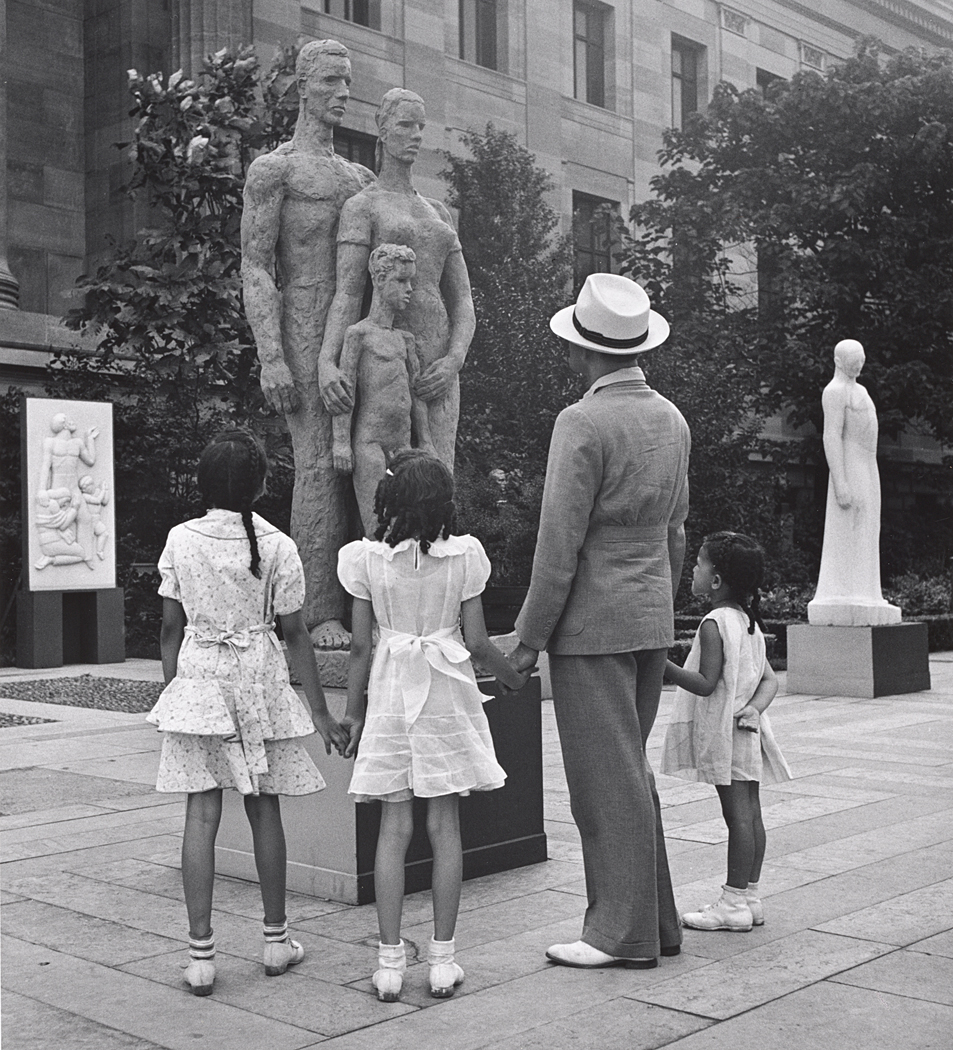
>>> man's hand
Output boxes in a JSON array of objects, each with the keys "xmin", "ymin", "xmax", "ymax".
[
  {"xmin": 415, "ymin": 357, "xmax": 458, "ymax": 402},
  {"xmin": 339, "ymin": 715, "xmax": 364, "ymax": 759},
  {"xmin": 509, "ymin": 641, "xmax": 539, "ymax": 676},
  {"xmin": 260, "ymin": 360, "xmax": 299, "ymax": 415},
  {"xmin": 320, "ymin": 364, "xmax": 354, "ymax": 415}
]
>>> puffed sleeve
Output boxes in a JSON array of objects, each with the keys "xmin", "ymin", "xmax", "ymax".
[
  {"xmin": 337, "ymin": 540, "xmax": 372, "ymax": 599},
  {"xmin": 157, "ymin": 530, "xmax": 181, "ymax": 601},
  {"xmin": 273, "ymin": 535, "xmax": 306, "ymax": 616},
  {"xmin": 462, "ymin": 536, "xmax": 492, "ymax": 601}
]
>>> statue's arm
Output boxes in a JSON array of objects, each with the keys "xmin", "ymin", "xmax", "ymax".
[
  {"xmin": 415, "ymin": 248, "xmax": 475, "ymax": 403},
  {"xmin": 331, "ymin": 327, "xmax": 362, "ymax": 473},
  {"xmin": 821, "ymin": 385, "xmax": 851, "ymax": 508},
  {"xmin": 38, "ymin": 440, "xmax": 53, "ymax": 492},
  {"xmin": 405, "ymin": 334, "xmax": 435, "ymax": 453},
  {"xmin": 241, "ymin": 156, "xmax": 297, "ymax": 415},
  {"xmin": 320, "ymin": 232, "xmax": 371, "ymax": 414}
]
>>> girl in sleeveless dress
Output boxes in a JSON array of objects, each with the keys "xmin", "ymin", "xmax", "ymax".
[
  {"xmin": 661, "ymin": 532, "xmax": 791, "ymax": 932},
  {"xmin": 149, "ymin": 431, "xmax": 348, "ymax": 995},
  {"xmin": 337, "ymin": 450, "xmax": 530, "ymax": 1002}
]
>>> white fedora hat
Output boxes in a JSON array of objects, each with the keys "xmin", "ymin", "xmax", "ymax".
[{"xmin": 550, "ymin": 273, "xmax": 670, "ymax": 354}]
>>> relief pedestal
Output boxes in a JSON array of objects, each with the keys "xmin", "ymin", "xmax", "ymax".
[{"xmin": 216, "ymin": 675, "xmax": 546, "ymax": 904}]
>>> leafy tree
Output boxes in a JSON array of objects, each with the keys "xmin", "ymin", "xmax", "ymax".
[
  {"xmin": 619, "ymin": 40, "xmax": 953, "ymax": 445},
  {"xmin": 441, "ymin": 125, "xmax": 575, "ymax": 470}
]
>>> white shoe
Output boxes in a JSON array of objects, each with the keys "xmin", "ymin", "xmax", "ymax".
[
  {"xmin": 746, "ymin": 883, "xmax": 765, "ymax": 926},
  {"xmin": 185, "ymin": 932, "xmax": 215, "ymax": 996},
  {"xmin": 545, "ymin": 940, "xmax": 657, "ymax": 969},
  {"xmin": 428, "ymin": 937, "xmax": 465, "ymax": 998},
  {"xmin": 682, "ymin": 886, "xmax": 753, "ymax": 932},
  {"xmin": 372, "ymin": 940, "xmax": 406, "ymax": 1002}
]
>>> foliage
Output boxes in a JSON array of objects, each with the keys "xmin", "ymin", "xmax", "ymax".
[
  {"xmin": 61, "ymin": 45, "xmax": 302, "ymax": 412},
  {"xmin": 455, "ymin": 464, "xmax": 543, "ymax": 586},
  {"xmin": 618, "ymin": 40, "xmax": 953, "ymax": 445},
  {"xmin": 883, "ymin": 572, "xmax": 951, "ymax": 616},
  {"xmin": 441, "ymin": 126, "xmax": 577, "ymax": 470}
]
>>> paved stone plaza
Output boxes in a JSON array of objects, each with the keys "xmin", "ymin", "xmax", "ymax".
[{"xmin": 1, "ymin": 654, "xmax": 951, "ymax": 1049}]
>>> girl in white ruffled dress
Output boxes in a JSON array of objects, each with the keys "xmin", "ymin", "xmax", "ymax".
[
  {"xmin": 149, "ymin": 431, "xmax": 348, "ymax": 996},
  {"xmin": 661, "ymin": 531, "xmax": 791, "ymax": 932},
  {"xmin": 337, "ymin": 450, "xmax": 530, "ymax": 1003}
]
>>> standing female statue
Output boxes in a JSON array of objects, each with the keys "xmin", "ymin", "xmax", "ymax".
[{"xmin": 318, "ymin": 89, "xmax": 476, "ymax": 469}]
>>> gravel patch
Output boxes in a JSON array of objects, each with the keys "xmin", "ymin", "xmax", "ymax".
[
  {"xmin": 0, "ymin": 712, "xmax": 58, "ymax": 729},
  {"xmin": 0, "ymin": 675, "xmax": 164, "ymax": 713}
]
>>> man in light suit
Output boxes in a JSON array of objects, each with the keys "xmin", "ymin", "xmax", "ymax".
[{"xmin": 511, "ymin": 273, "xmax": 689, "ymax": 968}]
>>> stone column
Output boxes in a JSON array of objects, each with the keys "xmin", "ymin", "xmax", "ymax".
[
  {"xmin": 170, "ymin": 0, "xmax": 253, "ymax": 78},
  {"xmin": 0, "ymin": 0, "xmax": 20, "ymax": 309}
]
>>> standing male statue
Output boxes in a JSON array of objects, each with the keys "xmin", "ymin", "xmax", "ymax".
[
  {"xmin": 241, "ymin": 39, "xmax": 374, "ymax": 648},
  {"xmin": 510, "ymin": 274, "xmax": 689, "ymax": 968},
  {"xmin": 808, "ymin": 339, "xmax": 900, "ymax": 626}
]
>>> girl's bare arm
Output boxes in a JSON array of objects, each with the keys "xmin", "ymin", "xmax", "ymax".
[
  {"xmin": 665, "ymin": 619, "xmax": 724, "ymax": 696},
  {"xmin": 160, "ymin": 598, "xmax": 186, "ymax": 685},
  {"xmin": 461, "ymin": 596, "xmax": 530, "ymax": 692}
]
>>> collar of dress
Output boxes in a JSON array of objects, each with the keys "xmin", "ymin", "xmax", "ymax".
[
  {"xmin": 583, "ymin": 365, "xmax": 649, "ymax": 400},
  {"xmin": 185, "ymin": 508, "xmax": 280, "ymax": 540},
  {"xmin": 361, "ymin": 534, "xmax": 471, "ymax": 562}
]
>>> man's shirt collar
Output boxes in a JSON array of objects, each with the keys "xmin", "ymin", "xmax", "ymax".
[{"xmin": 583, "ymin": 366, "xmax": 648, "ymax": 399}]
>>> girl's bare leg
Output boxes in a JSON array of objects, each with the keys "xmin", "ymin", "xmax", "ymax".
[
  {"xmin": 375, "ymin": 800, "xmax": 414, "ymax": 944},
  {"xmin": 748, "ymin": 781, "xmax": 765, "ymax": 884},
  {"xmin": 427, "ymin": 794, "xmax": 462, "ymax": 941},
  {"xmin": 244, "ymin": 793, "xmax": 287, "ymax": 925},
  {"xmin": 182, "ymin": 789, "xmax": 223, "ymax": 938},
  {"xmin": 715, "ymin": 781, "xmax": 757, "ymax": 890}
]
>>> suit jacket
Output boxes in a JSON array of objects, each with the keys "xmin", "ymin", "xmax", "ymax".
[{"xmin": 516, "ymin": 368, "xmax": 690, "ymax": 655}]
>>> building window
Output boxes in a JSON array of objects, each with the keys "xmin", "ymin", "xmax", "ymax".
[
  {"xmin": 323, "ymin": 0, "xmax": 381, "ymax": 30},
  {"xmin": 721, "ymin": 8, "xmax": 748, "ymax": 37},
  {"xmin": 333, "ymin": 127, "xmax": 377, "ymax": 171},
  {"xmin": 573, "ymin": 192, "xmax": 616, "ymax": 288},
  {"xmin": 800, "ymin": 42, "xmax": 825, "ymax": 70},
  {"xmin": 460, "ymin": 0, "xmax": 498, "ymax": 70},
  {"xmin": 573, "ymin": 2, "xmax": 606, "ymax": 108},
  {"xmin": 756, "ymin": 68, "xmax": 783, "ymax": 97},
  {"xmin": 671, "ymin": 38, "xmax": 701, "ymax": 130}
]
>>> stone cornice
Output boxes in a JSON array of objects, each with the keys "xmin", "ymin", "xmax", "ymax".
[{"xmin": 765, "ymin": 0, "xmax": 953, "ymax": 46}]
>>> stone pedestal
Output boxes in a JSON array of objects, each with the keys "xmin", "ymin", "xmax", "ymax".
[
  {"xmin": 787, "ymin": 622, "xmax": 930, "ymax": 698},
  {"xmin": 216, "ymin": 675, "xmax": 546, "ymax": 904},
  {"xmin": 17, "ymin": 588, "xmax": 125, "ymax": 668}
]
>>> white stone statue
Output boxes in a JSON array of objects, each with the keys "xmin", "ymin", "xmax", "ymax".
[{"xmin": 807, "ymin": 339, "xmax": 901, "ymax": 626}]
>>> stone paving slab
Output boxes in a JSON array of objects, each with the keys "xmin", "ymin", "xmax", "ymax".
[
  {"xmin": 830, "ymin": 947, "xmax": 953, "ymax": 1006},
  {"xmin": 632, "ymin": 928, "xmax": 893, "ymax": 1019},
  {"xmin": 3, "ymin": 936, "xmax": 325, "ymax": 1050},
  {"xmin": 2, "ymin": 990, "xmax": 169, "ymax": 1050},
  {"xmin": 646, "ymin": 979, "xmax": 953, "ymax": 1050}
]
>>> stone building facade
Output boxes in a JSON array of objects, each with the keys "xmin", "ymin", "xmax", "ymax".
[{"xmin": 1, "ymin": 0, "xmax": 951, "ymax": 379}]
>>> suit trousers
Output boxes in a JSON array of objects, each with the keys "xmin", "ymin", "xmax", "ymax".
[{"xmin": 549, "ymin": 650, "xmax": 682, "ymax": 959}]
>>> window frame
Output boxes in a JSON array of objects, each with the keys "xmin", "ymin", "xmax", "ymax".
[
  {"xmin": 572, "ymin": 191, "xmax": 618, "ymax": 289},
  {"xmin": 573, "ymin": 1, "xmax": 607, "ymax": 109},
  {"xmin": 459, "ymin": 0, "xmax": 499, "ymax": 71},
  {"xmin": 322, "ymin": 0, "xmax": 381, "ymax": 31},
  {"xmin": 671, "ymin": 37, "xmax": 702, "ymax": 130}
]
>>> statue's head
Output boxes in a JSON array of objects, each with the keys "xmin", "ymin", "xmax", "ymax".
[
  {"xmin": 375, "ymin": 88, "xmax": 425, "ymax": 168},
  {"xmin": 50, "ymin": 413, "xmax": 72, "ymax": 434},
  {"xmin": 834, "ymin": 338, "xmax": 865, "ymax": 377},
  {"xmin": 79, "ymin": 475, "xmax": 94, "ymax": 492},
  {"xmin": 296, "ymin": 39, "xmax": 351, "ymax": 126},
  {"xmin": 369, "ymin": 243, "xmax": 416, "ymax": 284}
]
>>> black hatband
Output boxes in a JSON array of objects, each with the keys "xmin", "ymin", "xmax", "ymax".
[{"xmin": 572, "ymin": 311, "xmax": 650, "ymax": 349}]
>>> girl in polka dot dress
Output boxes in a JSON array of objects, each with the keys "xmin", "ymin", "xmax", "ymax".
[{"xmin": 148, "ymin": 431, "xmax": 348, "ymax": 996}]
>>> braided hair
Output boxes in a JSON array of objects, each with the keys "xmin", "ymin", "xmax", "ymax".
[
  {"xmin": 197, "ymin": 430, "xmax": 268, "ymax": 578},
  {"xmin": 373, "ymin": 449, "xmax": 456, "ymax": 553},
  {"xmin": 702, "ymin": 531, "xmax": 766, "ymax": 635}
]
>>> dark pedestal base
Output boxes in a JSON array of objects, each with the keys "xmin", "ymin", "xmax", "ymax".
[
  {"xmin": 787, "ymin": 622, "xmax": 930, "ymax": 698},
  {"xmin": 217, "ymin": 675, "xmax": 546, "ymax": 904},
  {"xmin": 17, "ymin": 588, "xmax": 125, "ymax": 668}
]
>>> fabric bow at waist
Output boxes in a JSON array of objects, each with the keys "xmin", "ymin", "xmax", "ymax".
[
  {"xmin": 184, "ymin": 620, "xmax": 279, "ymax": 784},
  {"xmin": 378, "ymin": 625, "xmax": 475, "ymax": 728}
]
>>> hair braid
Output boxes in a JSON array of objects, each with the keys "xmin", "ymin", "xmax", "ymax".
[{"xmin": 197, "ymin": 429, "xmax": 269, "ymax": 579}]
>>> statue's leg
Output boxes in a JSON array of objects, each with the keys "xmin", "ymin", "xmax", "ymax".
[
  {"xmin": 285, "ymin": 379, "xmax": 350, "ymax": 646},
  {"xmin": 352, "ymin": 438, "xmax": 387, "ymax": 539}
]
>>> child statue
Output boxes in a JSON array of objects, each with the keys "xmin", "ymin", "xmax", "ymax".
[
  {"xmin": 332, "ymin": 243, "xmax": 435, "ymax": 534},
  {"xmin": 808, "ymin": 339, "xmax": 901, "ymax": 626}
]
